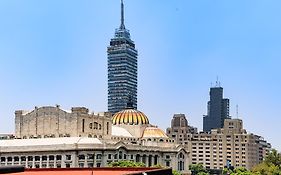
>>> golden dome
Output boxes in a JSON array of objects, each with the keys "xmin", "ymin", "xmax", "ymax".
[
  {"xmin": 112, "ymin": 109, "xmax": 149, "ymax": 125},
  {"xmin": 142, "ymin": 127, "xmax": 168, "ymax": 138}
]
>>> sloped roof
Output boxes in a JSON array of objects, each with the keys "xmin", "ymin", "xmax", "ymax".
[
  {"xmin": 0, "ymin": 137, "xmax": 102, "ymax": 147},
  {"xmin": 112, "ymin": 126, "xmax": 133, "ymax": 137}
]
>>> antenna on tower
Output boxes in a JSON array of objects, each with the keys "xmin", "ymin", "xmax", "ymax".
[
  {"xmin": 215, "ymin": 76, "xmax": 221, "ymax": 87},
  {"xmin": 120, "ymin": 0, "xmax": 125, "ymax": 29}
]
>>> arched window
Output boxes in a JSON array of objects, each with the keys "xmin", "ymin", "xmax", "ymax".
[
  {"xmin": 178, "ymin": 153, "xmax": 185, "ymax": 159},
  {"xmin": 178, "ymin": 161, "xmax": 184, "ymax": 171},
  {"xmin": 119, "ymin": 151, "xmax": 123, "ymax": 159},
  {"xmin": 94, "ymin": 122, "xmax": 98, "ymax": 129},
  {"xmin": 177, "ymin": 152, "xmax": 185, "ymax": 171},
  {"xmin": 136, "ymin": 154, "xmax": 141, "ymax": 162}
]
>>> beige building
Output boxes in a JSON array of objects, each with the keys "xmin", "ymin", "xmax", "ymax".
[
  {"xmin": 167, "ymin": 114, "xmax": 271, "ymax": 170},
  {"xmin": 0, "ymin": 106, "xmax": 190, "ymax": 174},
  {"xmin": 15, "ymin": 106, "xmax": 112, "ymax": 139}
]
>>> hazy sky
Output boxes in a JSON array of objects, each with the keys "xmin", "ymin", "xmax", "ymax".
[{"xmin": 0, "ymin": 0, "xmax": 280, "ymax": 151}]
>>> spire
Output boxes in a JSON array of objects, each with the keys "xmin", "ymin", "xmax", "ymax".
[{"xmin": 120, "ymin": 0, "xmax": 125, "ymax": 29}]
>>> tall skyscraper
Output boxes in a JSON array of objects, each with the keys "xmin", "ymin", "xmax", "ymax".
[
  {"xmin": 107, "ymin": 0, "xmax": 138, "ymax": 114},
  {"xmin": 203, "ymin": 84, "xmax": 230, "ymax": 132}
]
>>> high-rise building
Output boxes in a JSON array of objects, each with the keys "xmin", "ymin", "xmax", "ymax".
[
  {"xmin": 203, "ymin": 85, "xmax": 230, "ymax": 132},
  {"xmin": 107, "ymin": 0, "xmax": 138, "ymax": 114}
]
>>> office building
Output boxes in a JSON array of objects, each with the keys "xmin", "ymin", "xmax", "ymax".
[
  {"xmin": 107, "ymin": 0, "xmax": 138, "ymax": 113},
  {"xmin": 203, "ymin": 85, "xmax": 230, "ymax": 132}
]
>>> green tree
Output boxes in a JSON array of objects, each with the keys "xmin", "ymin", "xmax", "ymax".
[
  {"xmin": 108, "ymin": 160, "xmax": 145, "ymax": 167},
  {"xmin": 223, "ymin": 167, "xmax": 233, "ymax": 175},
  {"xmin": 252, "ymin": 162, "xmax": 281, "ymax": 175},
  {"xmin": 109, "ymin": 161, "xmax": 181, "ymax": 175},
  {"xmin": 189, "ymin": 164, "xmax": 208, "ymax": 175},
  {"xmin": 231, "ymin": 167, "xmax": 252, "ymax": 175},
  {"xmin": 172, "ymin": 170, "xmax": 181, "ymax": 175},
  {"xmin": 264, "ymin": 149, "xmax": 281, "ymax": 167},
  {"xmin": 252, "ymin": 149, "xmax": 281, "ymax": 175}
]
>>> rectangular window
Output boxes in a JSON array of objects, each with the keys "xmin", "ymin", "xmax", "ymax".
[
  {"xmin": 166, "ymin": 161, "xmax": 170, "ymax": 167},
  {"xmin": 56, "ymin": 155, "xmax": 62, "ymax": 160},
  {"xmin": 0, "ymin": 157, "xmax": 5, "ymax": 162},
  {"xmin": 107, "ymin": 122, "xmax": 109, "ymax": 135},
  {"xmin": 66, "ymin": 155, "xmax": 72, "ymax": 161},
  {"xmin": 88, "ymin": 154, "xmax": 94, "ymax": 160},
  {"xmin": 82, "ymin": 119, "xmax": 85, "ymax": 133}
]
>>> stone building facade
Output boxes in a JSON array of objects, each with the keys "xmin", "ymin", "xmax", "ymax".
[
  {"xmin": 0, "ymin": 137, "xmax": 187, "ymax": 171},
  {"xmin": 166, "ymin": 114, "xmax": 197, "ymax": 144},
  {"xmin": 167, "ymin": 116, "xmax": 271, "ymax": 170},
  {"xmin": 15, "ymin": 106, "xmax": 112, "ymax": 139},
  {"xmin": 1, "ymin": 106, "xmax": 190, "ymax": 174}
]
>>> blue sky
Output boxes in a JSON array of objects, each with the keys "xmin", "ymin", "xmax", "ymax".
[{"xmin": 0, "ymin": 0, "xmax": 280, "ymax": 150}]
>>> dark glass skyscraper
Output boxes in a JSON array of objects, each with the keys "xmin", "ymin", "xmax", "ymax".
[
  {"xmin": 107, "ymin": 0, "xmax": 138, "ymax": 114},
  {"xmin": 203, "ymin": 85, "xmax": 230, "ymax": 132}
]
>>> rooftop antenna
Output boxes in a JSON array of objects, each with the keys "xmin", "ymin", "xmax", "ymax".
[
  {"xmin": 215, "ymin": 76, "xmax": 221, "ymax": 87},
  {"xmin": 215, "ymin": 76, "xmax": 218, "ymax": 87},
  {"xmin": 120, "ymin": 0, "xmax": 125, "ymax": 29}
]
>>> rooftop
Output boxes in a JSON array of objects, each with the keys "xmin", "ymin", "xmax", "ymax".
[
  {"xmin": 0, "ymin": 137, "xmax": 102, "ymax": 147},
  {"xmin": 5, "ymin": 167, "xmax": 172, "ymax": 175}
]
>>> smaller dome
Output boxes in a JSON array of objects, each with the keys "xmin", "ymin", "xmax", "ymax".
[
  {"xmin": 112, "ymin": 109, "xmax": 149, "ymax": 125},
  {"xmin": 142, "ymin": 127, "xmax": 168, "ymax": 138}
]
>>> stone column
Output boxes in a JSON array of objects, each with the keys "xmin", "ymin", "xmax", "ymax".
[
  {"xmin": 46, "ymin": 156, "xmax": 49, "ymax": 168},
  {"xmin": 32, "ymin": 156, "xmax": 35, "ymax": 168},
  {"xmin": 19, "ymin": 157, "xmax": 21, "ymax": 166},
  {"xmin": 54, "ymin": 155, "xmax": 57, "ymax": 168},
  {"xmin": 93, "ymin": 154, "xmax": 96, "ymax": 167},
  {"xmin": 61, "ymin": 154, "xmax": 65, "ymax": 168},
  {"xmin": 39, "ymin": 156, "xmax": 42, "ymax": 168},
  {"xmin": 72, "ymin": 152, "xmax": 78, "ymax": 167},
  {"xmin": 146, "ymin": 156, "xmax": 149, "ymax": 167},
  {"xmin": 101, "ymin": 152, "xmax": 107, "ymax": 167},
  {"xmin": 85, "ymin": 154, "xmax": 88, "ymax": 168}
]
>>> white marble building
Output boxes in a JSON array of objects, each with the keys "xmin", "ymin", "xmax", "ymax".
[{"xmin": 0, "ymin": 106, "xmax": 189, "ymax": 173}]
